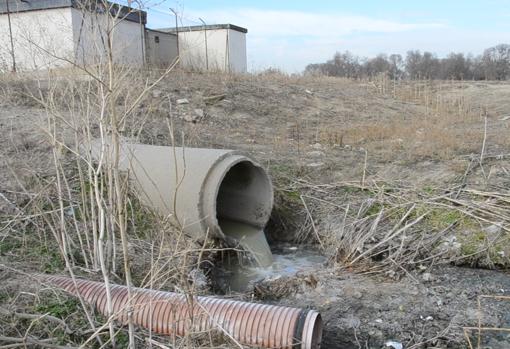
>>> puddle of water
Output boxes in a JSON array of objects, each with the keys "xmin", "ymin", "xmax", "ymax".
[
  {"xmin": 213, "ymin": 245, "xmax": 327, "ymax": 293},
  {"xmin": 219, "ymin": 218, "xmax": 274, "ymax": 268}
]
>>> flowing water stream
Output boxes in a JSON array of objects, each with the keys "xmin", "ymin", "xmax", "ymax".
[{"xmin": 219, "ymin": 218, "xmax": 274, "ymax": 268}]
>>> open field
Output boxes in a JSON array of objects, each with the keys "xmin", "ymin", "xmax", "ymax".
[{"xmin": 1, "ymin": 70, "xmax": 510, "ymax": 348}]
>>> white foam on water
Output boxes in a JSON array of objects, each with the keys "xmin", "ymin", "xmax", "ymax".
[{"xmin": 216, "ymin": 246, "xmax": 327, "ymax": 292}]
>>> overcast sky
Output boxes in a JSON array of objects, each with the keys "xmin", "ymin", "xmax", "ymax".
[{"xmin": 144, "ymin": 0, "xmax": 510, "ymax": 72}]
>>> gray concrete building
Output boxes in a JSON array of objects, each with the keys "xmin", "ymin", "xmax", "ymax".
[
  {"xmin": 0, "ymin": 0, "xmax": 146, "ymax": 71},
  {"xmin": 158, "ymin": 24, "xmax": 248, "ymax": 73},
  {"xmin": 145, "ymin": 28, "xmax": 178, "ymax": 67},
  {"xmin": 0, "ymin": 0, "xmax": 247, "ymax": 72}
]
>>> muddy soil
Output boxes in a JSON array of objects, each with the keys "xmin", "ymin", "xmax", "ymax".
[{"xmin": 278, "ymin": 264, "xmax": 510, "ymax": 348}]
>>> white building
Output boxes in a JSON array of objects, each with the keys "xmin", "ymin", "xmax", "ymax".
[
  {"xmin": 158, "ymin": 24, "xmax": 248, "ymax": 73},
  {"xmin": 0, "ymin": 0, "xmax": 146, "ymax": 71},
  {"xmin": 0, "ymin": 1, "xmax": 247, "ymax": 73}
]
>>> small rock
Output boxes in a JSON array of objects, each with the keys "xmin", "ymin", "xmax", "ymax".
[
  {"xmin": 384, "ymin": 341, "xmax": 403, "ymax": 349},
  {"xmin": 306, "ymin": 162, "xmax": 325, "ymax": 168},
  {"xmin": 352, "ymin": 291, "xmax": 362, "ymax": 299},
  {"xmin": 305, "ymin": 89, "xmax": 313, "ymax": 95},
  {"xmin": 203, "ymin": 94, "xmax": 226, "ymax": 105},
  {"xmin": 484, "ymin": 224, "xmax": 502, "ymax": 235},
  {"xmin": 422, "ymin": 272, "xmax": 433, "ymax": 282},
  {"xmin": 306, "ymin": 150, "xmax": 325, "ymax": 158},
  {"xmin": 188, "ymin": 268, "xmax": 208, "ymax": 290},
  {"xmin": 194, "ymin": 108, "xmax": 205, "ymax": 118},
  {"xmin": 183, "ymin": 114, "xmax": 199, "ymax": 123},
  {"xmin": 176, "ymin": 98, "xmax": 189, "ymax": 105},
  {"xmin": 438, "ymin": 235, "xmax": 462, "ymax": 255}
]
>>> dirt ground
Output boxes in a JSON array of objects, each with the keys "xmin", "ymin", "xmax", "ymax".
[{"xmin": 1, "ymin": 72, "xmax": 510, "ymax": 348}]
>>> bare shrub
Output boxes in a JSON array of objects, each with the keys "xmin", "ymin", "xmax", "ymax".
[{"xmin": 0, "ymin": 1, "xmax": 236, "ymax": 348}]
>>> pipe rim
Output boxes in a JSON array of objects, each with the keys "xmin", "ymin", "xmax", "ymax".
[
  {"xmin": 302, "ymin": 311, "xmax": 323, "ymax": 349},
  {"xmin": 205, "ymin": 155, "xmax": 274, "ymax": 239}
]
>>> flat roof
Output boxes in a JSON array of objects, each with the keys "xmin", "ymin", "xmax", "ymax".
[
  {"xmin": 158, "ymin": 23, "xmax": 248, "ymax": 34},
  {"xmin": 0, "ymin": 0, "xmax": 147, "ymax": 24}
]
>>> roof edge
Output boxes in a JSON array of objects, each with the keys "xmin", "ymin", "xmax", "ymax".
[
  {"xmin": 146, "ymin": 28, "xmax": 177, "ymax": 36},
  {"xmin": 158, "ymin": 23, "xmax": 248, "ymax": 34},
  {"xmin": 0, "ymin": 0, "xmax": 147, "ymax": 24}
]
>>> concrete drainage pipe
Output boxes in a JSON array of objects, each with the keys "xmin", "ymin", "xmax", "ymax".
[
  {"xmin": 89, "ymin": 141, "xmax": 274, "ymax": 264},
  {"xmin": 46, "ymin": 276, "xmax": 323, "ymax": 349}
]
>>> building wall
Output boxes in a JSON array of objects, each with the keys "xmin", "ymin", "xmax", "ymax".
[
  {"xmin": 71, "ymin": 8, "xmax": 145, "ymax": 66},
  {"xmin": 227, "ymin": 29, "xmax": 247, "ymax": 73},
  {"xmin": 178, "ymin": 28, "xmax": 227, "ymax": 71},
  {"xmin": 177, "ymin": 28, "xmax": 247, "ymax": 73},
  {"xmin": 0, "ymin": 8, "xmax": 75, "ymax": 71},
  {"xmin": 179, "ymin": 29, "xmax": 247, "ymax": 73},
  {"xmin": 145, "ymin": 30, "xmax": 178, "ymax": 67},
  {"xmin": 0, "ymin": 7, "xmax": 146, "ymax": 71}
]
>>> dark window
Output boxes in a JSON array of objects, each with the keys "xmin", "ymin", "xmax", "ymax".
[{"xmin": 154, "ymin": 36, "xmax": 160, "ymax": 43}]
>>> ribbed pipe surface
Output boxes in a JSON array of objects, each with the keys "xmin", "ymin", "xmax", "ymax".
[{"xmin": 45, "ymin": 276, "xmax": 322, "ymax": 349}]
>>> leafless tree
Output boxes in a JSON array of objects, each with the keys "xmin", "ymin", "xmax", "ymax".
[
  {"xmin": 481, "ymin": 44, "xmax": 510, "ymax": 80},
  {"xmin": 305, "ymin": 44, "xmax": 510, "ymax": 81}
]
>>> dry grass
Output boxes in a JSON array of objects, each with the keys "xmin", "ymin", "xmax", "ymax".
[
  {"xmin": 269, "ymin": 148, "xmax": 508, "ymax": 276},
  {"xmin": 309, "ymin": 78, "xmax": 509, "ymax": 161},
  {"xmin": 71, "ymin": 69, "xmax": 506, "ymax": 167}
]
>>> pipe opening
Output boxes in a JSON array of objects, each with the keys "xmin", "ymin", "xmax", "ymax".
[
  {"xmin": 215, "ymin": 160, "xmax": 273, "ymax": 266},
  {"xmin": 216, "ymin": 160, "xmax": 272, "ymax": 230}
]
